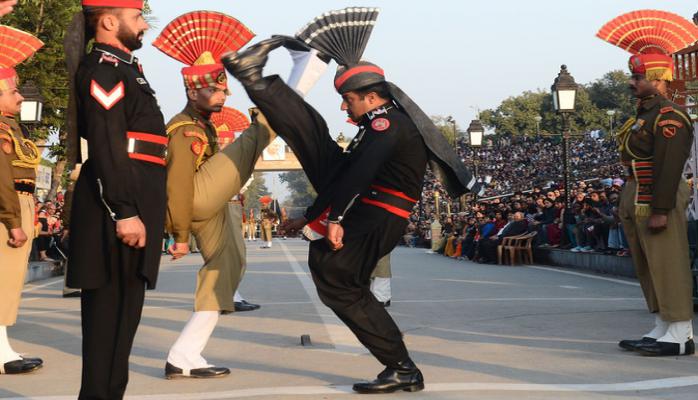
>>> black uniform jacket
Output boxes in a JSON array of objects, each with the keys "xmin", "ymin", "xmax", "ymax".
[
  {"xmin": 67, "ymin": 43, "xmax": 167, "ymax": 289},
  {"xmin": 247, "ymin": 75, "xmax": 428, "ymax": 238}
]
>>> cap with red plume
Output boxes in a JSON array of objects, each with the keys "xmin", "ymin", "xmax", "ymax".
[
  {"xmin": 0, "ymin": 26, "xmax": 44, "ymax": 91},
  {"xmin": 210, "ymin": 106, "xmax": 250, "ymax": 148},
  {"xmin": 597, "ymin": 9, "xmax": 698, "ymax": 81},
  {"xmin": 82, "ymin": 0, "xmax": 143, "ymax": 9},
  {"xmin": 153, "ymin": 11, "xmax": 254, "ymax": 94},
  {"xmin": 295, "ymin": 7, "xmax": 383, "ymax": 94}
]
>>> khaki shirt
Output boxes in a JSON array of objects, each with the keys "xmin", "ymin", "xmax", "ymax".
[
  {"xmin": 619, "ymin": 95, "xmax": 693, "ymax": 214},
  {"xmin": 0, "ymin": 115, "xmax": 39, "ymax": 230},
  {"xmin": 165, "ymin": 105, "xmax": 219, "ymax": 243}
]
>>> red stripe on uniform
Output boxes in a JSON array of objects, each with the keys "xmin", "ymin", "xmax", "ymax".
[
  {"xmin": 127, "ymin": 131, "xmax": 168, "ymax": 145},
  {"xmin": 370, "ymin": 185, "xmax": 418, "ymax": 203},
  {"xmin": 361, "ymin": 198, "xmax": 411, "ymax": 218},
  {"xmin": 128, "ymin": 153, "xmax": 165, "ymax": 166}
]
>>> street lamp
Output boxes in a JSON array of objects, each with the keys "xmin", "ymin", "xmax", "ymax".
[
  {"xmin": 446, "ymin": 115, "xmax": 458, "ymax": 149},
  {"xmin": 606, "ymin": 109, "xmax": 616, "ymax": 135},
  {"xmin": 551, "ymin": 64, "xmax": 578, "ymax": 211},
  {"xmin": 19, "ymin": 81, "xmax": 44, "ymax": 124},
  {"xmin": 467, "ymin": 119, "xmax": 484, "ymax": 202},
  {"xmin": 535, "ymin": 115, "xmax": 542, "ymax": 136}
]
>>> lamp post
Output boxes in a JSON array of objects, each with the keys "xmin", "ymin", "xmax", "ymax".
[
  {"xmin": 606, "ymin": 109, "xmax": 616, "ymax": 135},
  {"xmin": 446, "ymin": 115, "xmax": 457, "ymax": 150},
  {"xmin": 19, "ymin": 81, "xmax": 44, "ymax": 124},
  {"xmin": 467, "ymin": 118, "xmax": 484, "ymax": 202},
  {"xmin": 535, "ymin": 115, "xmax": 542, "ymax": 136},
  {"xmin": 551, "ymin": 64, "xmax": 578, "ymax": 210}
]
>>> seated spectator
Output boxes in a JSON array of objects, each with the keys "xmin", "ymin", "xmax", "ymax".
[{"xmin": 477, "ymin": 212, "xmax": 528, "ymax": 263}]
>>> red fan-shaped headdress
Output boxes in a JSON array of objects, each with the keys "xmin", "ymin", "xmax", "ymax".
[
  {"xmin": 596, "ymin": 9, "xmax": 698, "ymax": 81},
  {"xmin": 153, "ymin": 11, "xmax": 254, "ymax": 93},
  {"xmin": 210, "ymin": 106, "xmax": 250, "ymax": 147},
  {"xmin": 0, "ymin": 26, "xmax": 44, "ymax": 90}
]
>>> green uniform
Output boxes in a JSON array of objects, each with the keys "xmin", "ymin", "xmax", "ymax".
[
  {"xmin": 0, "ymin": 115, "xmax": 39, "ymax": 326},
  {"xmin": 165, "ymin": 105, "xmax": 275, "ymax": 312},
  {"xmin": 617, "ymin": 94, "xmax": 694, "ymax": 322}
]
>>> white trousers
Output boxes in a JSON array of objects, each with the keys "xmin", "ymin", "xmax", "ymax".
[
  {"xmin": 370, "ymin": 277, "xmax": 392, "ymax": 303},
  {"xmin": 167, "ymin": 311, "xmax": 219, "ymax": 371}
]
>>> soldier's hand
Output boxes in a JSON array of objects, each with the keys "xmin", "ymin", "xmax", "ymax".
[
  {"xmin": 116, "ymin": 217, "xmax": 146, "ymax": 248},
  {"xmin": 647, "ymin": 214, "xmax": 668, "ymax": 234},
  {"xmin": 7, "ymin": 227, "xmax": 27, "ymax": 248},
  {"xmin": 168, "ymin": 242, "xmax": 190, "ymax": 260},
  {"xmin": 279, "ymin": 217, "xmax": 307, "ymax": 235},
  {"xmin": 0, "ymin": 1, "xmax": 16, "ymax": 17},
  {"xmin": 327, "ymin": 222, "xmax": 344, "ymax": 251}
]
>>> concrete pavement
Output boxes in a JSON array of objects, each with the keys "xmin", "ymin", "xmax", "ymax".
[{"xmin": 1, "ymin": 239, "xmax": 697, "ymax": 399}]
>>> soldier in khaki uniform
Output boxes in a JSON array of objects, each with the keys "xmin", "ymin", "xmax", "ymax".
[
  {"xmin": 599, "ymin": 13, "xmax": 696, "ymax": 356},
  {"xmin": 0, "ymin": 26, "xmax": 44, "ymax": 375},
  {"xmin": 247, "ymin": 209, "xmax": 257, "ymax": 241},
  {"xmin": 153, "ymin": 11, "xmax": 273, "ymax": 378},
  {"xmin": 259, "ymin": 205, "xmax": 277, "ymax": 248}
]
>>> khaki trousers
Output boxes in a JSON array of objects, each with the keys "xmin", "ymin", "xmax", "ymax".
[
  {"xmin": 190, "ymin": 115, "xmax": 274, "ymax": 312},
  {"xmin": 372, "ymin": 254, "xmax": 392, "ymax": 279},
  {"xmin": 261, "ymin": 223, "xmax": 273, "ymax": 242},
  {"xmin": 619, "ymin": 179, "xmax": 693, "ymax": 321},
  {"xmin": 0, "ymin": 193, "xmax": 35, "ymax": 325}
]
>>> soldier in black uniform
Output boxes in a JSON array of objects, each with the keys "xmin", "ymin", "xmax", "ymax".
[
  {"xmin": 223, "ymin": 32, "xmax": 479, "ymax": 394},
  {"xmin": 65, "ymin": 1, "xmax": 167, "ymax": 398}
]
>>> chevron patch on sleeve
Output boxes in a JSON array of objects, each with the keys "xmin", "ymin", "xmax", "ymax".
[{"xmin": 90, "ymin": 80, "xmax": 125, "ymax": 110}]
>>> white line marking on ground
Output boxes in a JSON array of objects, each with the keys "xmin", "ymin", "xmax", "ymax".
[
  {"xmin": 397, "ymin": 297, "xmax": 642, "ymax": 303},
  {"xmin": 433, "ymin": 278, "xmax": 516, "ymax": 286},
  {"xmin": 22, "ymin": 277, "xmax": 64, "ymax": 293},
  {"xmin": 526, "ymin": 265, "xmax": 640, "ymax": 286},
  {"xmin": 8, "ymin": 376, "xmax": 698, "ymax": 399},
  {"xmin": 560, "ymin": 285, "xmax": 580, "ymax": 289},
  {"xmin": 278, "ymin": 241, "xmax": 366, "ymax": 355}
]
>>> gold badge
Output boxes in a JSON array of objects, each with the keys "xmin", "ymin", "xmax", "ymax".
[{"xmin": 663, "ymin": 126, "xmax": 677, "ymax": 138}]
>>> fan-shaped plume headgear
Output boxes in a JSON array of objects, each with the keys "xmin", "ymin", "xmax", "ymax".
[
  {"xmin": 211, "ymin": 106, "xmax": 251, "ymax": 147},
  {"xmin": 0, "ymin": 26, "xmax": 44, "ymax": 91},
  {"xmin": 153, "ymin": 11, "xmax": 255, "ymax": 94},
  {"xmin": 296, "ymin": 7, "xmax": 383, "ymax": 94},
  {"xmin": 597, "ymin": 9, "xmax": 698, "ymax": 81}
]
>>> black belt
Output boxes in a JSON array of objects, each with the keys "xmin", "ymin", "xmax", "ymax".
[
  {"xmin": 360, "ymin": 185, "xmax": 417, "ymax": 219},
  {"xmin": 14, "ymin": 180, "xmax": 35, "ymax": 194}
]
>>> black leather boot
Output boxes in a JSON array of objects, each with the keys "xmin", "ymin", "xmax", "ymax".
[
  {"xmin": 636, "ymin": 338, "xmax": 695, "ymax": 356},
  {"xmin": 352, "ymin": 359, "xmax": 424, "ymax": 394},
  {"xmin": 221, "ymin": 35, "xmax": 308, "ymax": 89}
]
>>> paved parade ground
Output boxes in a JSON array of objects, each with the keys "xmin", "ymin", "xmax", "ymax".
[{"xmin": 2, "ymin": 239, "xmax": 698, "ymax": 399}]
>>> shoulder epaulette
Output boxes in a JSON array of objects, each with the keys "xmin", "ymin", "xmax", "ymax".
[{"xmin": 166, "ymin": 120, "xmax": 198, "ymax": 136}]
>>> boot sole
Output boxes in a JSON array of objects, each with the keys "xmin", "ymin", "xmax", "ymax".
[
  {"xmin": 165, "ymin": 371, "xmax": 231, "ymax": 380},
  {"xmin": 353, "ymin": 382, "xmax": 425, "ymax": 394}
]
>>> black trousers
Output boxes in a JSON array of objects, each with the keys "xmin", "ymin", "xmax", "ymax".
[
  {"xmin": 78, "ymin": 245, "xmax": 145, "ymax": 400},
  {"xmin": 308, "ymin": 206, "xmax": 409, "ymax": 368}
]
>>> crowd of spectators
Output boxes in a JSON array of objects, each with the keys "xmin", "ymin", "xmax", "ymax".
[
  {"xmin": 30, "ymin": 192, "xmax": 67, "ymax": 262},
  {"xmin": 403, "ymin": 133, "xmax": 633, "ymax": 261}
]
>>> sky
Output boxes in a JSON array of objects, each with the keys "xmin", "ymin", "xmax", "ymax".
[{"xmin": 136, "ymin": 0, "xmax": 697, "ymax": 199}]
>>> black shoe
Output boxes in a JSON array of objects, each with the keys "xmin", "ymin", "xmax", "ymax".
[
  {"xmin": 221, "ymin": 36, "xmax": 300, "ymax": 88},
  {"xmin": 0, "ymin": 358, "xmax": 42, "ymax": 374},
  {"xmin": 19, "ymin": 355, "xmax": 43, "ymax": 365},
  {"xmin": 234, "ymin": 300, "xmax": 261, "ymax": 312},
  {"xmin": 62, "ymin": 290, "xmax": 81, "ymax": 298},
  {"xmin": 636, "ymin": 339, "xmax": 695, "ymax": 357},
  {"xmin": 352, "ymin": 359, "xmax": 424, "ymax": 394},
  {"xmin": 619, "ymin": 337, "xmax": 656, "ymax": 351},
  {"xmin": 165, "ymin": 362, "xmax": 230, "ymax": 379},
  {"xmin": 381, "ymin": 300, "xmax": 391, "ymax": 308}
]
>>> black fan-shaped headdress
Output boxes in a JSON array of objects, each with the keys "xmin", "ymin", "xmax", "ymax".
[
  {"xmin": 296, "ymin": 7, "xmax": 385, "ymax": 94},
  {"xmin": 294, "ymin": 7, "xmax": 481, "ymax": 199},
  {"xmin": 296, "ymin": 7, "xmax": 379, "ymax": 66}
]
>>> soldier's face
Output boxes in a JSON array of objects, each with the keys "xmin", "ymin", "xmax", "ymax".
[
  {"xmin": 628, "ymin": 74, "xmax": 659, "ymax": 98},
  {"xmin": 190, "ymin": 87, "xmax": 226, "ymax": 114},
  {"xmin": 0, "ymin": 87, "xmax": 23, "ymax": 115},
  {"xmin": 341, "ymin": 91, "xmax": 380, "ymax": 122},
  {"xmin": 115, "ymin": 9, "xmax": 149, "ymax": 51}
]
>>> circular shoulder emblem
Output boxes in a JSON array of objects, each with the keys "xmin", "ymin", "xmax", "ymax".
[{"xmin": 371, "ymin": 118, "xmax": 390, "ymax": 132}]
